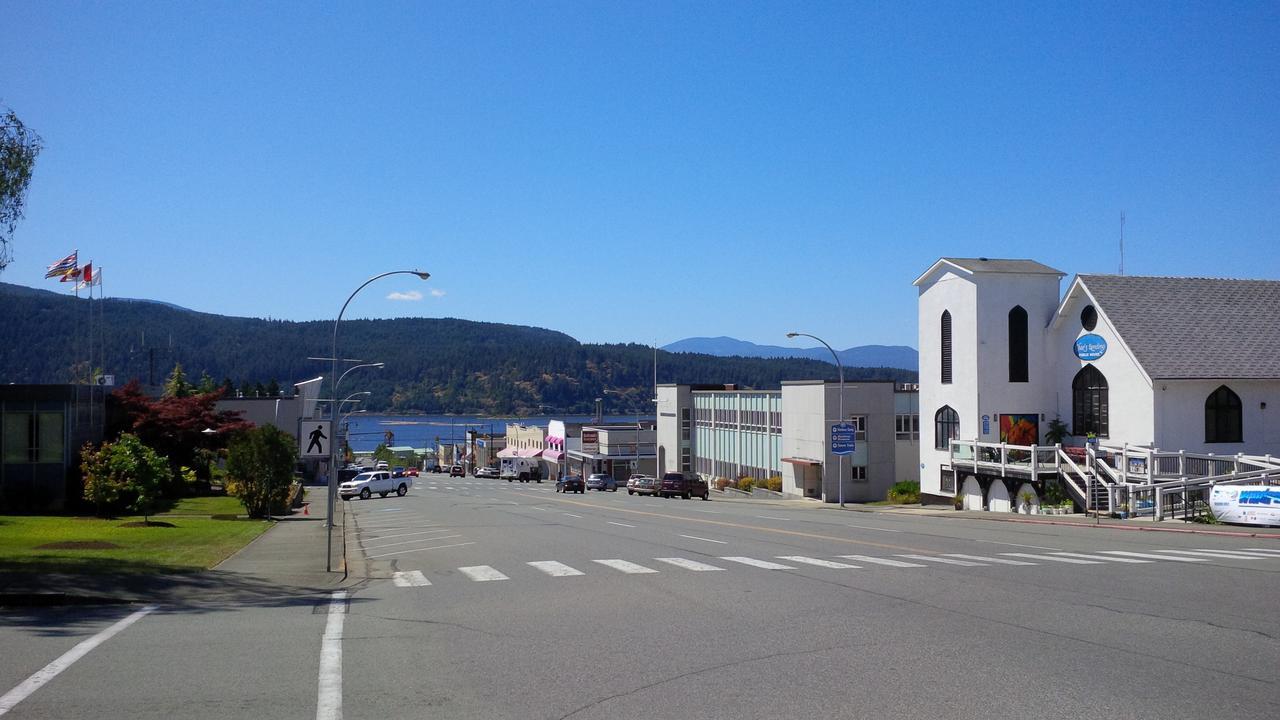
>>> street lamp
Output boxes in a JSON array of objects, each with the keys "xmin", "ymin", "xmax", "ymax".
[
  {"xmin": 327, "ymin": 270, "xmax": 430, "ymax": 572},
  {"xmin": 788, "ymin": 331, "xmax": 846, "ymax": 507}
]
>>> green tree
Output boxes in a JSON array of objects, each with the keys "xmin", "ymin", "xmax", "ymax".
[
  {"xmin": 0, "ymin": 107, "xmax": 43, "ymax": 272},
  {"xmin": 372, "ymin": 443, "xmax": 396, "ymax": 465},
  {"xmin": 225, "ymin": 426, "xmax": 295, "ymax": 518},
  {"xmin": 267, "ymin": 378, "xmax": 280, "ymax": 397},
  {"xmin": 197, "ymin": 371, "xmax": 216, "ymax": 394},
  {"xmin": 163, "ymin": 362, "xmax": 193, "ymax": 398},
  {"xmin": 81, "ymin": 433, "xmax": 169, "ymax": 521}
]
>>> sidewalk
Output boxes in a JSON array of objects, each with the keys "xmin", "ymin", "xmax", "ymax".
[{"xmin": 0, "ymin": 492, "xmax": 355, "ymax": 608}]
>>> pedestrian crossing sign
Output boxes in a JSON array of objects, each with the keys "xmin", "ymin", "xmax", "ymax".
[{"xmin": 301, "ymin": 421, "xmax": 332, "ymax": 458}]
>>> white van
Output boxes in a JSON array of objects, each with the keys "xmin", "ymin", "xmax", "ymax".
[
  {"xmin": 500, "ymin": 457, "xmax": 542, "ymax": 483},
  {"xmin": 339, "ymin": 470, "xmax": 411, "ymax": 500}
]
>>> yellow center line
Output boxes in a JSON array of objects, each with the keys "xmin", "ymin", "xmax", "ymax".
[{"xmin": 519, "ymin": 492, "xmax": 938, "ymax": 554}]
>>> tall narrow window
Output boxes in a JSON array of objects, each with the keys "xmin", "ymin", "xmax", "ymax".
[
  {"xmin": 940, "ymin": 310, "xmax": 953, "ymax": 384},
  {"xmin": 1008, "ymin": 305, "xmax": 1028, "ymax": 383},
  {"xmin": 934, "ymin": 406, "xmax": 959, "ymax": 450},
  {"xmin": 1205, "ymin": 385, "xmax": 1243, "ymax": 443},
  {"xmin": 1072, "ymin": 365, "xmax": 1109, "ymax": 437}
]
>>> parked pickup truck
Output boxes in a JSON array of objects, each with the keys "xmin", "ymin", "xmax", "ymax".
[
  {"xmin": 339, "ymin": 471, "xmax": 411, "ymax": 500},
  {"xmin": 658, "ymin": 472, "xmax": 709, "ymax": 501},
  {"xmin": 500, "ymin": 457, "xmax": 542, "ymax": 483}
]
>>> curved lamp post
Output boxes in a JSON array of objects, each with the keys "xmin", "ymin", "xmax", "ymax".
[
  {"xmin": 787, "ymin": 332, "xmax": 845, "ymax": 507},
  {"xmin": 327, "ymin": 270, "xmax": 429, "ymax": 571}
]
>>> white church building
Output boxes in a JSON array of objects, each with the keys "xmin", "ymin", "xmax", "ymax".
[{"xmin": 915, "ymin": 257, "xmax": 1280, "ymax": 513}]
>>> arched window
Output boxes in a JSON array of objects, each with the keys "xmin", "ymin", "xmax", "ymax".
[
  {"xmin": 934, "ymin": 406, "xmax": 959, "ymax": 450},
  {"xmin": 1072, "ymin": 365, "xmax": 1108, "ymax": 437},
  {"xmin": 1205, "ymin": 385, "xmax": 1242, "ymax": 443},
  {"xmin": 1008, "ymin": 305, "xmax": 1028, "ymax": 383},
  {"xmin": 940, "ymin": 311, "xmax": 953, "ymax": 384}
]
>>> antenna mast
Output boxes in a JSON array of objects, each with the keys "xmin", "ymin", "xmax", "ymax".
[{"xmin": 1119, "ymin": 211, "xmax": 1126, "ymax": 275}]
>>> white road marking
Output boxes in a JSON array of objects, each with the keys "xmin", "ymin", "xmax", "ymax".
[
  {"xmin": 563, "ymin": 513, "xmax": 583, "ymax": 518},
  {"xmin": 0, "ymin": 604, "xmax": 157, "ymax": 717},
  {"xmin": 897, "ymin": 554, "xmax": 987, "ymax": 566},
  {"xmin": 531, "ymin": 507, "xmax": 548, "ymax": 512},
  {"xmin": 756, "ymin": 515, "xmax": 790, "ymax": 521},
  {"xmin": 1239, "ymin": 547, "xmax": 1280, "ymax": 555},
  {"xmin": 593, "ymin": 559, "xmax": 659, "ymax": 574},
  {"xmin": 778, "ymin": 556, "xmax": 861, "ymax": 569},
  {"xmin": 690, "ymin": 509, "xmax": 722, "ymax": 514},
  {"xmin": 366, "ymin": 541, "xmax": 476, "ymax": 559},
  {"xmin": 842, "ymin": 523, "xmax": 902, "ymax": 533},
  {"xmin": 943, "ymin": 553, "xmax": 1036, "ymax": 565},
  {"xmin": 1191, "ymin": 548, "xmax": 1280, "ymax": 558},
  {"xmin": 528, "ymin": 561, "xmax": 585, "ymax": 577},
  {"xmin": 680, "ymin": 534, "xmax": 727, "ymax": 544},
  {"xmin": 365, "ymin": 534, "xmax": 462, "ymax": 551},
  {"xmin": 459, "ymin": 565, "xmax": 509, "ymax": 582},
  {"xmin": 1003, "ymin": 552, "xmax": 1100, "ymax": 564},
  {"xmin": 654, "ymin": 557, "xmax": 725, "ymax": 572},
  {"xmin": 316, "ymin": 591, "xmax": 347, "ymax": 720},
  {"xmin": 1050, "ymin": 552, "xmax": 1149, "ymax": 563},
  {"xmin": 720, "ymin": 556, "xmax": 795, "ymax": 570},
  {"xmin": 838, "ymin": 554, "xmax": 926, "ymax": 568},
  {"xmin": 608, "ymin": 521, "xmax": 636, "ymax": 528},
  {"xmin": 1099, "ymin": 551, "xmax": 1207, "ymax": 562},
  {"xmin": 392, "ymin": 571, "xmax": 431, "ymax": 587},
  {"xmin": 362, "ymin": 528, "xmax": 449, "ymax": 542},
  {"xmin": 1156, "ymin": 549, "xmax": 1266, "ymax": 560}
]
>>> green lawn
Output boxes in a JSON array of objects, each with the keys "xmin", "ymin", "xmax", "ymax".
[
  {"xmin": 157, "ymin": 495, "xmax": 246, "ymax": 517},
  {"xmin": 0, "ymin": 512, "xmax": 271, "ymax": 574}
]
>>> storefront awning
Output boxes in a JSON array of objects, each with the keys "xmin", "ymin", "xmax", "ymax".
[
  {"xmin": 497, "ymin": 447, "xmax": 518, "ymax": 458},
  {"xmin": 516, "ymin": 448, "xmax": 542, "ymax": 457},
  {"xmin": 782, "ymin": 457, "xmax": 822, "ymax": 466},
  {"xmin": 541, "ymin": 450, "xmax": 564, "ymax": 461}
]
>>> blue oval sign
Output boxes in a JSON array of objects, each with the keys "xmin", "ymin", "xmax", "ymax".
[{"xmin": 1074, "ymin": 334, "xmax": 1107, "ymax": 361}]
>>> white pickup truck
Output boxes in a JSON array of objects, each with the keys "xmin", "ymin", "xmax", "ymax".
[{"xmin": 339, "ymin": 470, "xmax": 411, "ymax": 500}]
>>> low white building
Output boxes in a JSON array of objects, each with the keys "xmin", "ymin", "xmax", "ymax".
[
  {"xmin": 658, "ymin": 381, "xmax": 917, "ymax": 503},
  {"xmin": 916, "ymin": 257, "xmax": 1280, "ymax": 508}
]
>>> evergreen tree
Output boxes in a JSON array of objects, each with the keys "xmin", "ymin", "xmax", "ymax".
[
  {"xmin": 267, "ymin": 378, "xmax": 280, "ymax": 397},
  {"xmin": 197, "ymin": 371, "xmax": 216, "ymax": 394},
  {"xmin": 163, "ymin": 363, "xmax": 193, "ymax": 398}
]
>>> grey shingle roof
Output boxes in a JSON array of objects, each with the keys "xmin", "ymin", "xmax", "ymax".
[
  {"xmin": 1080, "ymin": 274, "xmax": 1280, "ymax": 379},
  {"xmin": 944, "ymin": 258, "xmax": 1065, "ymax": 275}
]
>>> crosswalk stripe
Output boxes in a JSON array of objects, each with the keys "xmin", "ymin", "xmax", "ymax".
[
  {"xmin": 838, "ymin": 554, "xmax": 926, "ymax": 568},
  {"xmin": 1239, "ymin": 547, "xmax": 1280, "ymax": 555},
  {"xmin": 1050, "ymin": 552, "xmax": 1149, "ymax": 563},
  {"xmin": 720, "ymin": 556, "xmax": 795, "ymax": 570},
  {"xmin": 391, "ymin": 570, "xmax": 431, "ymax": 587},
  {"xmin": 777, "ymin": 556, "xmax": 860, "ymax": 569},
  {"xmin": 593, "ymin": 559, "xmax": 658, "ymax": 574},
  {"xmin": 1196, "ymin": 548, "xmax": 1280, "ymax": 558},
  {"xmin": 897, "ymin": 554, "xmax": 987, "ymax": 566},
  {"xmin": 1155, "ymin": 549, "xmax": 1267, "ymax": 560},
  {"xmin": 942, "ymin": 553, "xmax": 1036, "ymax": 565},
  {"xmin": 1098, "ymin": 551, "xmax": 1206, "ymax": 562},
  {"xmin": 654, "ymin": 557, "xmax": 725, "ymax": 572},
  {"xmin": 528, "ymin": 561, "xmax": 585, "ymax": 577},
  {"xmin": 1003, "ymin": 552, "xmax": 1100, "ymax": 564},
  {"xmin": 459, "ymin": 565, "xmax": 509, "ymax": 581}
]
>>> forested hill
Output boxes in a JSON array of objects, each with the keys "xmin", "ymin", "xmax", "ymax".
[{"xmin": 0, "ymin": 282, "xmax": 917, "ymax": 414}]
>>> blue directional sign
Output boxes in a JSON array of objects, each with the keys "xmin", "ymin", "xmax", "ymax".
[{"xmin": 831, "ymin": 423, "xmax": 856, "ymax": 455}]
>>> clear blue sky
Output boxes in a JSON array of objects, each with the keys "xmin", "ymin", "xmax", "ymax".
[{"xmin": 3, "ymin": 1, "xmax": 1277, "ymax": 351}]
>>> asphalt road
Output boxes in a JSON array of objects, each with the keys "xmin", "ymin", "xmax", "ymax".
[{"xmin": 3, "ymin": 478, "xmax": 1279, "ymax": 719}]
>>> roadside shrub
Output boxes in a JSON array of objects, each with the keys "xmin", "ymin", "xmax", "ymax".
[
  {"xmin": 737, "ymin": 477, "xmax": 757, "ymax": 493},
  {"xmin": 886, "ymin": 480, "xmax": 921, "ymax": 504},
  {"xmin": 764, "ymin": 476, "xmax": 783, "ymax": 492},
  {"xmin": 714, "ymin": 477, "xmax": 732, "ymax": 491},
  {"xmin": 226, "ymin": 426, "xmax": 296, "ymax": 518},
  {"xmin": 81, "ymin": 433, "xmax": 169, "ymax": 520}
]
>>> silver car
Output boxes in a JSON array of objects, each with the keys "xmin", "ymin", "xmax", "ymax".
[{"xmin": 586, "ymin": 473, "xmax": 617, "ymax": 492}]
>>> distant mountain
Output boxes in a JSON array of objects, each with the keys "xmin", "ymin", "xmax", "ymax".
[
  {"xmin": 0, "ymin": 282, "xmax": 917, "ymax": 415},
  {"xmin": 662, "ymin": 336, "xmax": 918, "ymax": 371}
]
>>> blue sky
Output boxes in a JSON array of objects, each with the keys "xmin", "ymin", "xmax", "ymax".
[{"xmin": 3, "ymin": 1, "xmax": 1277, "ymax": 351}]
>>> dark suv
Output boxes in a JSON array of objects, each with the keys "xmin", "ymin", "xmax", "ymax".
[{"xmin": 658, "ymin": 472, "xmax": 709, "ymax": 500}]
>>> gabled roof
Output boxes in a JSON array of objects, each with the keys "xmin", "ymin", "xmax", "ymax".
[
  {"xmin": 1079, "ymin": 274, "xmax": 1280, "ymax": 379},
  {"xmin": 914, "ymin": 257, "xmax": 1064, "ymax": 286}
]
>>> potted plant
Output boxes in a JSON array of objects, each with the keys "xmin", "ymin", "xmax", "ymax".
[
  {"xmin": 1045, "ymin": 416, "xmax": 1070, "ymax": 445},
  {"xmin": 1117, "ymin": 500, "xmax": 1130, "ymax": 519},
  {"xmin": 953, "ymin": 491, "xmax": 964, "ymax": 511},
  {"xmin": 1017, "ymin": 490, "xmax": 1036, "ymax": 514}
]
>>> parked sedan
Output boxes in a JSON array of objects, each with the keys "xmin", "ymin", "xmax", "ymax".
[
  {"xmin": 626, "ymin": 475, "xmax": 659, "ymax": 496},
  {"xmin": 586, "ymin": 473, "xmax": 617, "ymax": 492},
  {"xmin": 449, "ymin": 464, "xmax": 465, "ymax": 477},
  {"xmin": 556, "ymin": 475, "xmax": 585, "ymax": 494},
  {"xmin": 474, "ymin": 466, "xmax": 500, "ymax": 479}
]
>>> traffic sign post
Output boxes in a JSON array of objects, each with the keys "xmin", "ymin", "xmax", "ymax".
[
  {"xmin": 302, "ymin": 421, "xmax": 333, "ymax": 458},
  {"xmin": 831, "ymin": 422, "xmax": 857, "ymax": 455}
]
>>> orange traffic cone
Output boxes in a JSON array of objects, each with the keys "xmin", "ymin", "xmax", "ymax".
[{"xmin": 303, "ymin": 503, "xmax": 310, "ymax": 516}]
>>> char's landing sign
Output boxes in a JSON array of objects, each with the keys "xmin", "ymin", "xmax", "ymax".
[
  {"xmin": 1210, "ymin": 485, "xmax": 1280, "ymax": 527},
  {"xmin": 302, "ymin": 421, "xmax": 332, "ymax": 458}
]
